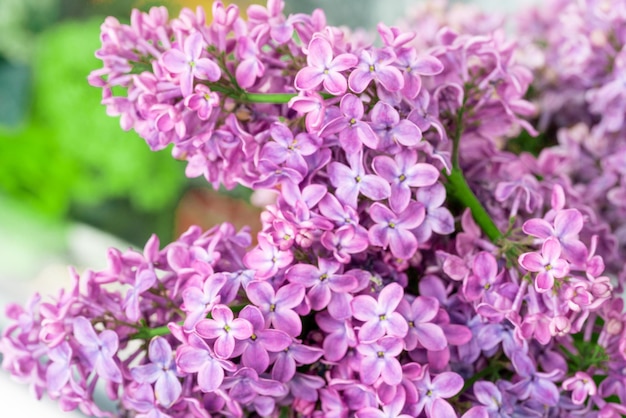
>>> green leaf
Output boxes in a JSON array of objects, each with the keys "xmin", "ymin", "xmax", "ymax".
[{"xmin": 0, "ymin": 19, "xmax": 190, "ymax": 243}]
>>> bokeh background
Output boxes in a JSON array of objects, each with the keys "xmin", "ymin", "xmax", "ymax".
[{"xmin": 0, "ymin": 0, "xmax": 534, "ymax": 415}]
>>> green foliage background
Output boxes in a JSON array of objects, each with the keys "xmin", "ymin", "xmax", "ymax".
[{"xmin": 0, "ymin": 18, "xmax": 189, "ymax": 244}]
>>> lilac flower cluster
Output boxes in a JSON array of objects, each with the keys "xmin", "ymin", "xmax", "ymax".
[
  {"xmin": 3, "ymin": 0, "xmax": 626, "ymax": 416},
  {"xmin": 516, "ymin": 0, "xmax": 626, "ymax": 278}
]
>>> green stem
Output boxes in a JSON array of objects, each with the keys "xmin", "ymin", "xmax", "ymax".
[
  {"xmin": 446, "ymin": 168, "xmax": 503, "ymax": 242},
  {"xmin": 444, "ymin": 95, "xmax": 503, "ymax": 243},
  {"xmin": 451, "ymin": 102, "xmax": 465, "ymax": 168},
  {"xmin": 128, "ymin": 304, "xmax": 247, "ymax": 341},
  {"xmin": 130, "ymin": 323, "xmax": 171, "ymax": 340},
  {"xmin": 241, "ymin": 92, "xmax": 299, "ymax": 103},
  {"xmin": 232, "ymin": 91, "xmax": 333, "ymax": 104},
  {"xmin": 208, "ymin": 84, "xmax": 334, "ymax": 104}
]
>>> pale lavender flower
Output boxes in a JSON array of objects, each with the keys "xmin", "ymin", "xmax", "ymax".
[
  {"xmin": 462, "ymin": 381, "xmax": 511, "ymax": 418},
  {"xmin": 356, "ymin": 385, "xmax": 412, "ymax": 418},
  {"xmin": 245, "ymin": 281, "xmax": 305, "ymax": 337},
  {"xmin": 348, "ymin": 48, "xmax": 403, "ymax": 93},
  {"xmin": 247, "ymin": 0, "xmax": 293, "ymax": 44},
  {"xmin": 320, "ymin": 225, "xmax": 369, "ymax": 264},
  {"xmin": 210, "ymin": 1, "xmax": 239, "ymax": 50},
  {"xmin": 161, "ymin": 32, "xmax": 221, "ymax": 96},
  {"xmin": 351, "ymin": 282, "xmax": 408, "ymax": 343},
  {"xmin": 221, "ymin": 367, "xmax": 288, "ymax": 404},
  {"xmin": 131, "ymin": 337, "xmax": 181, "ymax": 408},
  {"xmin": 372, "ymin": 150, "xmax": 439, "ymax": 212},
  {"xmin": 518, "ymin": 237, "xmax": 569, "ymax": 293},
  {"xmin": 271, "ymin": 341, "xmax": 323, "ymax": 382},
  {"xmin": 243, "ymin": 234, "xmax": 294, "ymax": 280},
  {"xmin": 318, "ymin": 192, "xmax": 360, "ymax": 227},
  {"xmin": 45, "ymin": 341, "xmax": 72, "ymax": 394},
  {"xmin": 562, "ymin": 371, "xmax": 596, "ymax": 405},
  {"xmin": 414, "ymin": 183, "xmax": 455, "ymax": 242},
  {"xmin": 181, "ymin": 272, "xmax": 226, "ymax": 330},
  {"xmin": 316, "ymin": 311, "xmax": 357, "ymax": 361},
  {"xmin": 217, "ymin": 269, "xmax": 256, "ymax": 305},
  {"xmin": 522, "ymin": 209, "xmax": 588, "ymax": 264},
  {"xmin": 320, "ymin": 94, "xmax": 379, "ymax": 153},
  {"xmin": 288, "ymin": 372, "xmax": 325, "ymax": 404},
  {"xmin": 508, "ymin": 351, "xmax": 560, "ymax": 406},
  {"xmin": 315, "ymin": 388, "xmax": 350, "ymax": 418},
  {"xmin": 397, "ymin": 296, "xmax": 446, "ymax": 351},
  {"xmin": 253, "ymin": 160, "xmax": 304, "ymax": 195},
  {"xmin": 413, "ymin": 369, "xmax": 464, "ymax": 417},
  {"xmin": 369, "ymin": 102, "xmax": 423, "ymax": 150},
  {"xmin": 123, "ymin": 268, "xmax": 157, "ymax": 322},
  {"xmin": 463, "ymin": 251, "xmax": 501, "ymax": 302},
  {"xmin": 72, "ymin": 316, "xmax": 122, "ymax": 383},
  {"xmin": 295, "ymin": 36, "xmax": 357, "ymax": 95},
  {"xmin": 260, "ymin": 123, "xmax": 321, "ymax": 175},
  {"xmin": 356, "ymin": 336, "xmax": 404, "ymax": 386},
  {"xmin": 184, "ymin": 84, "xmax": 219, "ymax": 120},
  {"xmin": 122, "ymin": 382, "xmax": 171, "ymax": 418},
  {"xmin": 235, "ymin": 36, "xmax": 265, "ymax": 88},
  {"xmin": 231, "ymin": 305, "xmax": 292, "ymax": 373},
  {"xmin": 176, "ymin": 333, "xmax": 236, "ymax": 392},
  {"xmin": 288, "ymin": 92, "xmax": 326, "ymax": 131},
  {"xmin": 286, "ymin": 258, "xmax": 357, "ymax": 311},
  {"xmin": 408, "ymin": 89, "xmax": 446, "ymax": 140},
  {"xmin": 195, "ymin": 304, "xmax": 253, "ymax": 358},
  {"xmin": 368, "ymin": 202, "xmax": 425, "ymax": 260},
  {"xmin": 395, "ymin": 47, "xmax": 443, "ymax": 98},
  {"xmin": 377, "ymin": 23, "xmax": 416, "ymax": 49},
  {"xmin": 494, "ymin": 173, "xmax": 543, "ymax": 216}
]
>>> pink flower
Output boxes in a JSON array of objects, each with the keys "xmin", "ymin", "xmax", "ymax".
[
  {"xmin": 351, "ymin": 282, "xmax": 408, "ymax": 343},
  {"xmin": 195, "ymin": 304, "xmax": 253, "ymax": 358},
  {"xmin": 161, "ymin": 32, "xmax": 221, "ymax": 96},
  {"xmin": 320, "ymin": 225, "xmax": 369, "ymax": 264},
  {"xmin": 518, "ymin": 237, "xmax": 570, "ymax": 293},
  {"xmin": 245, "ymin": 281, "xmax": 305, "ymax": 337},
  {"xmin": 176, "ymin": 334, "xmax": 236, "ymax": 393},
  {"xmin": 397, "ymin": 296, "xmax": 446, "ymax": 352},
  {"xmin": 184, "ymin": 84, "xmax": 219, "ymax": 120},
  {"xmin": 368, "ymin": 202, "xmax": 425, "ymax": 260},
  {"xmin": 463, "ymin": 251, "xmax": 501, "ymax": 302},
  {"xmin": 328, "ymin": 151, "xmax": 391, "ymax": 208},
  {"xmin": 295, "ymin": 37, "xmax": 357, "ymax": 95},
  {"xmin": 356, "ymin": 336, "xmax": 404, "ymax": 386},
  {"xmin": 372, "ymin": 150, "xmax": 439, "ymax": 213},
  {"xmin": 562, "ymin": 371, "xmax": 596, "ymax": 405},
  {"xmin": 320, "ymin": 94, "xmax": 379, "ymax": 153},
  {"xmin": 413, "ymin": 369, "xmax": 464, "ymax": 417},
  {"xmin": 286, "ymin": 258, "xmax": 357, "ymax": 311},
  {"xmin": 72, "ymin": 316, "xmax": 122, "ymax": 383},
  {"xmin": 235, "ymin": 36, "xmax": 265, "ymax": 88},
  {"xmin": 243, "ymin": 234, "xmax": 293, "ymax": 280},
  {"xmin": 348, "ymin": 48, "xmax": 403, "ymax": 93},
  {"xmin": 522, "ymin": 209, "xmax": 588, "ymax": 264}
]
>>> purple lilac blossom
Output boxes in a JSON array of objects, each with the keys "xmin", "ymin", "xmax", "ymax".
[
  {"xmin": 4, "ymin": 0, "xmax": 626, "ymax": 416},
  {"xmin": 131, "ymin": 337, "xmax": 182, "ymax": 408}
]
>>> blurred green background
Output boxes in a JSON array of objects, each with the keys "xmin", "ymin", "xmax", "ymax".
[
  {"xmin": 0, "ymin": 0, "xmax": 426, "ymax": 249},
  {"xmin": 0, "ymin": 0, "xmax": 202, "ymax": 246}
]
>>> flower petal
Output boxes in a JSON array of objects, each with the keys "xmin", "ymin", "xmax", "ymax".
[{"xmin": 378, "ymin": 283, "xmax": 404, "ymax": 313}]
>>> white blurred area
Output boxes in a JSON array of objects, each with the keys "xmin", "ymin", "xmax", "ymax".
[
  {"xmin": 0, "ymin": 0, "xmax": 538, "ymax": 416},
  {"xmin": 0, "ymin": 197, "xmax": 126, "ymax": 417},
  {"xmin": 0, "ymin": 372, "xmax": 81, "ymax": 418}
]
